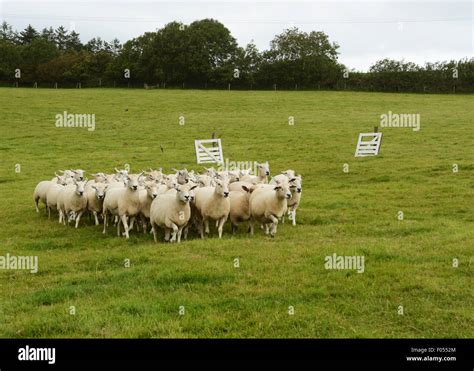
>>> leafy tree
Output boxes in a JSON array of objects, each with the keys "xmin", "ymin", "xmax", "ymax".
[
  {"xmin": 54, "ymin": 26, "xmax": 68, "ymax": 50},
  {"xmin": 66, "ymin": 30, "xmax": 82, "ymax": 51},
  {"xmin": 41, "ymin": 27, "xmax": 55, "ymax": 43},
  {"xmin": 0, "ymin": 21, "xmax": 19, "ymax": 43},
  {"xmin": 19, "ymin": 24, "xmax": 39, "ymax": 45}
]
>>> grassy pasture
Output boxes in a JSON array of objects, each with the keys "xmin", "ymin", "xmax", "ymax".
[{"xmin": 0, "ymin": 88, "xmax": 472, "ymax": 338}]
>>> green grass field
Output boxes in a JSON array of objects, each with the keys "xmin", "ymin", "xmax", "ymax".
[{"xmin": 0, "ymin": 88, "xmax": 472, "ymax": 338}]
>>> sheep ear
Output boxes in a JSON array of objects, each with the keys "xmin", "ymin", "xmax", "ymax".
[
  {"xmin": 115, "ymin": 168, "xmax": 120, "ymax": 173},
  {"xmin": 274, "ymin": 186, "xmax": 282, "ymax": 191},
  {"xmin": 91, "ymin": 185, "xmax": 97, "ymax": 190},
  {"xmin": 289, "ymin": 178, "xmax": 296, "ymax": 183},
  {"xmin": 241, "ymin": 185, "xmax": 250, "ymax": 193},
  {"xmin": 190, "ymin": 185, "xmax": 198, "ymax": 191}
]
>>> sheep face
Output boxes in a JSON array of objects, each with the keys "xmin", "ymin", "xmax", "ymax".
[
  {"xmin": 214, "ymin": 179, "xmax": 230, "ymax": 198},
  {"xmin": 73, "ymin": 180, "xmax": 87, "ymax": 197},
  {"xmin": 125, "ymin": 173, "xmax": 143, "ymax": 191},
  {"xmin": 54, "ymin": 174, "xmax": 68, "ymax": 186},
  {"xmin": 274, "ymin": 183, "xmax": 292, "ymax": 200},
  {"xmin": 92, "ymin": 183, "xmax": 108, "ymax": 200},
  {"xmin": 73, "ymin": 169, "xmax": 85, "ymax": 181},
  {"xmin": 257, "ymin": 162, "xmax": 270, "ymax": 177},
  {"xmin": 165, "ymin": 176, "xmax": 178, "ymax": 189},
  {"xmin": 289, "ymin": 176, "xmax": 302, "ymax": 194},
  {"xmin": 174, "ymin": 169, "xmax": 190, "ymax": 184},
  {"xmin": 145, "ymin": 182, "xmax": 159, "ymax": 199},
  {"xmin": 176, "ymin": 185, "xmax": 198, "ymax": 203},
  {"xmin": 146, "ymin": 168, "xmax": 163, "ymax": 182},
  {"xmin": 228, "ymin": 171, "xmax": 240, "ymax": 183}
]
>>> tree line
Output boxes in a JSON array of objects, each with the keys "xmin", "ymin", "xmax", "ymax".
[{"xmin": 1, "ymin": 20, "xmax": 472, "ymax": 93}]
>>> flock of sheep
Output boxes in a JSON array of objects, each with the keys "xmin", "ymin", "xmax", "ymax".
[{"xmin": 33, "ymin": 162, "xmax": 303, "ymax": 242}]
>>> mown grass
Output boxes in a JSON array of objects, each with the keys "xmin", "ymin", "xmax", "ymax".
[{"xmin": 0, "ymin": 88, "xmax": 472, "ymax": 338}]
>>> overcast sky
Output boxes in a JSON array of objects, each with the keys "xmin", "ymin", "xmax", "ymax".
[{"xmin": 1, "ymin": 0, "xmax": 472, "ymax": 71}]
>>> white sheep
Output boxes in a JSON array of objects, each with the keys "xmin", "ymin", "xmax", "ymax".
[
  {"xmin": 194, "ymin": 178, "xmax": 230, "ymax": 238},
  {"xmin": 241, "ymin": 162, "xmax": 270, "ymax": 184},
  {"xmin": 34, "ymin": 175, "xmax": 64, "ymax": 213},
  {"xmin": 45, "ymin": 179, "xmax": 67, "ymax": 219},
  {"xmin": 86, "ymin": 182, "xmax": 109, "ymax": 225},
  {"xmin": 229, "ymin": 185, "xmax": 253, "ymax": 234},
  {"xmin": 150, "ymin": 184, "xmax": 197, "ymax": 243},
  {"xmin": 138, "ymin": 181, "xmax": 159, "ymax": 233},
  {"xmin": 269, "ymin": 173, "xmax": 302, "ymax": 226},
  {"xmin": 285, "ymin": 175, "xmax": 302, "ymax": 226},
  {"xmin": 249, "ymin": 181, "xmax": 291, "ymax": 237},
  {"xmin": 102, "ymin": 173, "xmax": 143, "ymax": 238},
  {"xmin": 57, "ymin": 180, "xmax": 88, "ymax": 228}
]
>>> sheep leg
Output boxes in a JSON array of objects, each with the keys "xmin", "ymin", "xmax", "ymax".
[
  {"xmin": 249, "ymin": 220, "xmax": 254, "ymax": 235},
  {"xmin": 183, "ymin": 225, "xmax": 189, "ymax": 240},
  {"xmin": 117, "ymin": 215, "xmax": 121, "ymax": 236},
  {"xmin": 75, "ymin": 211, "xmax": 84, "ymax": 228},
  {"xmin": 204, "ymin": 219, "xmax": 210, "ymax": 235},
  {"xmin": 291, "ymin": 210, "xmax": 296, "ymax": 226},
  {"xmin": 47, "ymin": 206, "xmax": 51, "ymax": 219},
  {"xmin": 151, "ymin": 222, "xmax": 158, "ymax": 243},
  {"xmin": 177, "ymin": 227, "xmax": 183, "ymax": 243},
  {"xmin": 120, "ymin": 215, "xmax": 130, "ymax": 239},
  {"xmin": 269, "ymin": 215, "xmax": 279, "ymax": 237},
  {"xmin": 217, "ymin": 217, "xmax": 226, "ymax": 238},
  {"xmin": 34, "ymin": 198, "xmax": 40, "ymax": 213},
  {"xmin": 198, "ymin": 221, "xmax": 204, "ymax": 239},
  {"xmin": 164, "ymin": 228, "xmax": 171, "ymax": 242},
  {"xmin": 93, "ymin": 211, "xmax": 99, "ymax": 226},
  {"xmin": 232, "ymin": 223, "xmax": 237, "ymax": 234},
  {"xmin": 264, "ymin": 224, "xmax": 270, "ymax": 235},
  {"xmin": 128, "ymin": 216, "xmax": 135, "ymax": 231},
  {"xmin": 103, "ymin": 210, "xmax": 108, "ymax": 234},
  {"xmin": 170, "ymin": 224, "xmax": 178, "ymax": 243}
]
